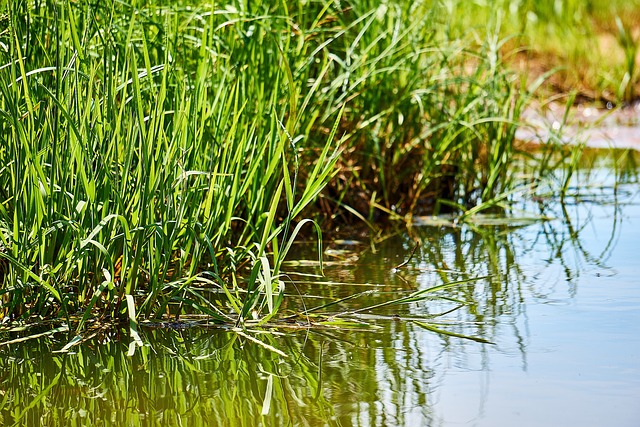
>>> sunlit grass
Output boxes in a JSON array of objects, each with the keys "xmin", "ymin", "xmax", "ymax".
[
  {"xmin": 0, "ymin": 0, "xmax": 608, "ymax": 333},
  {"xmin": 0, "ymin": 0, "xmax": 339, "ymax": 328}
]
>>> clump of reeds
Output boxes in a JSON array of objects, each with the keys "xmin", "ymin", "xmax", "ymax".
[
  {"xmin": 0, "ymin": 0, "xmax": 581, "ymax": 330},
  {"xmin": 0, "ymin": 0, "xmax": 339, "ymax": 328},
  {"xmin": 312, "ymin": 3, "xmax": 539, "ymax": 223}
]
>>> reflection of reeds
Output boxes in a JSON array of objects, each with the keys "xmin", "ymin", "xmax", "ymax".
[
  {"xmin": 1, "ymin": 302, "xmax": 453, "ymax": 426},
  {"xmin": 2, "ymin": 153, "xmax": 633, "ymax": 425},
  {"xmin": 0, "ymin": 327, "xmax": 401, "ymax": 426}
]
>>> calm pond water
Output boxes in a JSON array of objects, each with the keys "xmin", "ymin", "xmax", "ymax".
[{"xmin": 1, "ymin": 151, "xmax": 639, "ymax": 426}]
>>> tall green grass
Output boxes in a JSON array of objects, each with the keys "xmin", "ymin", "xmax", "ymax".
[
  {"xmin": 0, "ymin": 0, "xmax": 584, "ymax": 330},
  {"xmin": 0, "ymin": 0, "xmax": 340, "ymax": 327},
  {"xmin": 311, "ymin": 3, "xmax": 545, "ymax": 222}
]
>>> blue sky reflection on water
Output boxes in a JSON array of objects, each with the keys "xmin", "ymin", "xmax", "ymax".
[{"xmin": 429, "ymin": 176, "xmax": 640, "ymax": 427}]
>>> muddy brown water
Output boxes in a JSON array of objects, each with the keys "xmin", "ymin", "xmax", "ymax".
[{"xmin": 0, "ymin": 152, "xmax": 639, "ymax": 426}]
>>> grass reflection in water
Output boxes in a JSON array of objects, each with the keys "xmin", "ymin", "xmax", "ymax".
[{"xmin": 1, "ymin": 152, "xmax": 638, "ymax": 427}]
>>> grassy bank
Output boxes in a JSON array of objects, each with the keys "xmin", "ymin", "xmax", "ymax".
[
  {"xmin": 442, "ymin": 0, "xmax": 640, "ymax": 103},
  {"xmin": 0, "ymin": 0, "xmax": 630, "ymax": 330}
]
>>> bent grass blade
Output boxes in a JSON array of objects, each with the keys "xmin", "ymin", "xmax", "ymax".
[{"xmin": 413, "ymin": 321, "xmax": 494, "ymax": 344}]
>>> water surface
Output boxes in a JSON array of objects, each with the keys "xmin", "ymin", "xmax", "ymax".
[{"xmin": 1, "ymin": 153, "xmax": 638, "ymax": 426}]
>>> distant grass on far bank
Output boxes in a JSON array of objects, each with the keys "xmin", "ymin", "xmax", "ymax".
[{"xmin": 437, "ymin": 0, "xmax": 640, "ymax": 104}]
